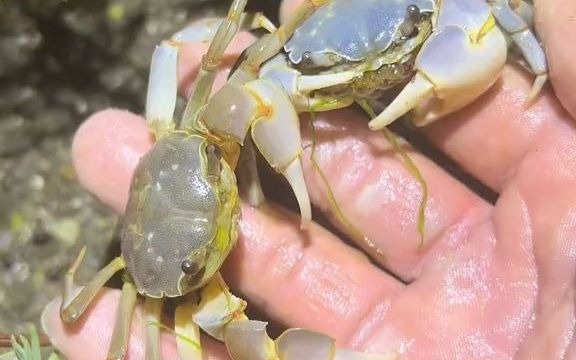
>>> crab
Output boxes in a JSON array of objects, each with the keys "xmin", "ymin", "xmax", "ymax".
[
  {"xmin": 230, "ymin": 0, "xmax": 547, "ymax": 131},
  {"xmin": 55, "ymin": 0, "xmax": 396, "ymax": 359}
]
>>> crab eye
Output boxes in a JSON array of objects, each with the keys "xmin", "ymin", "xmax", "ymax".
[
  {"xmin": 205, "ymin": 143, "xmax": 222, "ymax": 181},
  {"xmin": 302, "ymin": 51, "xmax": 313, "ymax": 64},
  {"xmin": 181, "ymin": 259, "xmax": 200, "ymax": 275},
  {"xmin": 406, "ymin": 5, "xmax": 421, "ymax": 20},
  {"xmin": 399, "ymin": 5, "xmax": 421, "ymax": 38},
  {"xmin": 205, "ymin": 143, "xmax": 221, "ymax": 160}
]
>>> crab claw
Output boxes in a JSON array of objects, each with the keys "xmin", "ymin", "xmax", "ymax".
[
  {"xmin": 368, "ymin": 0, "xmax": 508, "ymax": 129},
  {"xmin": 203, "ymin": 79, "xmax": 311, "ymax": 229}
]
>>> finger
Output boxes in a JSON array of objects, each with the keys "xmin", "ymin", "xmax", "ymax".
[
  {"xmin": 279, "ymin": 0, "xmax": 303, "ymax": 23},
  {"xmin": 424, "ymin": 66, "xmax": 572, "ymax": 190},
  {"xmin": 72, "ymin": 109, "xmax": 152, "ymax": 214},
  {"xmin": 226, "ymin": 203, "xmax": 403, "ymax": 343},
  {"xmin": 72, "ymin": 110, "xmax": 403, "ymax": 346},
  {"xmin": 350, "ymin": 186, "xmax": 539, "ymax": 358},
  {"xmin": 536, "ymin": 0, "xmax": 576, "ymax": 119},
  {"xmin": 41, "ymin": 289, "xmax": 229, "ymax": 360},
  {"xmin": 490, "ymin": 91, "xmax": 576, "ymax": 357}
]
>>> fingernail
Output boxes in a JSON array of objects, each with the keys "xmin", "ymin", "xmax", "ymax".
[{"xmin": 40, "ymin": 297, "xmax": 61, "ymax": 344}]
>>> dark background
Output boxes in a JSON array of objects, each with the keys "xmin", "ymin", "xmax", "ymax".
[{"xmin": 0, "ymin": 0, "xmax": 280, "ymax": 335}]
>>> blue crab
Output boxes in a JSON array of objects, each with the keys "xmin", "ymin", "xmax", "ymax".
[{"xmin": 228, "ymin": 0, "xmax": 546, "ymax": 130}]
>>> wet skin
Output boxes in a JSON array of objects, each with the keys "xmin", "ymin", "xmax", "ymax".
[{"xmin": 42, "ymin": 0, "xmax": 576, "ymax": 358}]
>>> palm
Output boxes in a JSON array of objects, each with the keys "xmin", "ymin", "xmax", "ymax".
[{"xmin": 43, "ymin": 0, "xmax": 576, "ymax": 358}]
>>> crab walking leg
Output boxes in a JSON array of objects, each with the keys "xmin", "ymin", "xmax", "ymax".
[
  {"xmin": 171, "ymin": 19, "xmax": 224, "ymax": 44},
  {"xmin": 143, "ymin": 297, "xmax": 163, "ymax": 360},
  {"xmin": 145, "ymin": 41, "xmax": 179, "ymax": 139},
  {"xmin": 251, "ymin": 12, "xmax": 277, "ymax": 33},
  {"xmin": 146, "ymin": 1, "xmax": 248, "ymax": 135},
  {"xmin": 62, "ymin": 246, "xmax": 87, "ymax": 308},
  {"xmin": 174, "ymin": 300, "xmax": 203, "ymax": 360},
  {"xmin": 489, "ymin": 0, "xmax": 548, "ymax": 102},
  {"xmin": 107, "ymin": 282, "xmax": 138, "ymax": 360},
  {"xmin": 510, "ymin": 0, "xmax": 535, "ymax": 27},
  {"xmin": 229, "ymin": 0, "xmax": 330, "ymax": 84},
  {"xmin": 225, "ymin": 322, "xmax": 397, "ymax": 360},
  {"xmin": 181, "ymin": 0, "xmax": 248, "ymax": 129},
  {"xmin": 224, "ymin": 321, "xmax": 276, "ymax": 359},
  {"xmin": 60, "ymin": 248, "xmax": 126, "ymax": 323},
  {"xmin": 202, "ymin": 80, "xmax": 311, "ymax": 228},
  {"xmin": 369, "ymin": 0, "xmax": 508, "ymax": 129},
  {"xmin": 190, "ymin": 276, "xmax": 397, "ymax": 360}
]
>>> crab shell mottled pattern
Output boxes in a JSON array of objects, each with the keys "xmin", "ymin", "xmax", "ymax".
[
  {"xmin": 121, "ymin": 133, "xmax": 239, "ymax": 298},
  {"xmin": 285, "ymin": 0, "xmax": 435, "ymax": 65}
]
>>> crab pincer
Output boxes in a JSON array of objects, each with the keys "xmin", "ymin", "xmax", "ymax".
[{"xmin": 368, "ymin": 0, "xmax": 547, "ymax": 129}]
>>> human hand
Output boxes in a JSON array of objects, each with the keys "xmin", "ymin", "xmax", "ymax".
[{"xmin": 41, "ymin": 0, "xmax": 576, "ymax": 358}]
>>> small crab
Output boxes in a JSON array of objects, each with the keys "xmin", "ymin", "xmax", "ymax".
[
  {"xmin": 230, "ymin": 0, "xmax": 547, "ymax": 129},
  {"xmin": 56, "ymin": 0, "xmax": 393, "ymax": 359}
]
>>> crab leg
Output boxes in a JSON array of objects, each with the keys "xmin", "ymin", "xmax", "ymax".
[
  {"xmin": 146, "ymin": 18, "xmax": 223, "ymax": 138},
  {"xmin": 489, "ymin": 0, "xmax": 548, "ymax": 102},
  {"xmin": 202, "ymin": 80, "xmax": 311, "ymax": 228},
  {"xmin": 174, "ymin": 299, "xmax": 203, "ymax": 360},
  {"xmin": 181, "ymin": 0, "xmax": 249, "ymax": 129},
  {"xmin": 146, "ymin": 41, "xmax": 179, "ymax": 138},
  {"xmin": 145, "ymin": 0, "xmax": 248, "ymax": 138},
  {"xmin": 108, "ymin": 282, "xmax": 138, "ymax": 360},
  {"xmin": 251, "ymin": 12, "xmax": 277, "ymax": 33},
  {"xmin": 228, "ymin": 324, "xmax": 397, "ymax": 360},
  {"xmin": 60, "ymin": 248, "xmax": 126, "ymax": 323},
  {"xmin": 60, "ymin": 249, "xmax": 130, "ymax": 358},
  {"xmin": 191, "ymin": 275, "xmax": 396, "ymax": 360},
  {"xmin": 146, "ymin": 19, "xmax": 234, "ymax": 138},
  {"xmin": 369, "ymin": 0, "xmax": 508, "ymax": 129},
  {"xmin": 142, "ymin": 297, "xmax": 163, "ymax": 360},
  {"xmin": 225, "ymin": 322, "xmax": 396, "ymax": 360}
]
